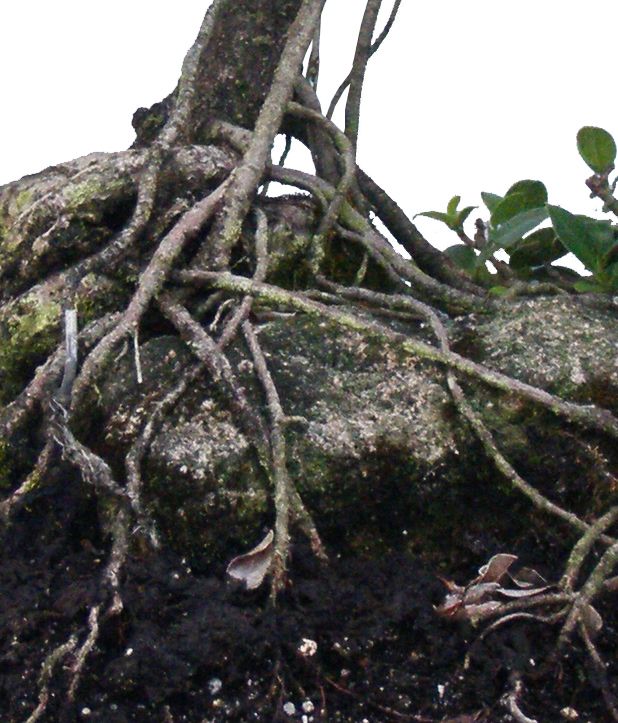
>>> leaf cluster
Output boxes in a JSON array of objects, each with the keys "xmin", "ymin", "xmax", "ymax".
[{"xmin": 417, "ymin": 126, "xmax": 618, "ymax": 294}]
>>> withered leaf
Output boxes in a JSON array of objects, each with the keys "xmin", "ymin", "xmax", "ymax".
[
  {"xmin": 477, "ymin": 553, "xmax": 518, "ymax": 584},
  {"xmin": 509, "ymin": 566, "xmax": 548, "ymax": 589},
  {"xmin": 226, "ymin": 529, "xmax": 274, "ymax": 590}
]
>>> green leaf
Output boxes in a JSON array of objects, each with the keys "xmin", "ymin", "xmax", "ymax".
[
  {"xmin": 481, "ymin": 192, "xmax": 503, "ymax": 213},
  {"xmin": 574, "ymin": 278, "xmax": 605, "ymax": 293},
  {"xmin": 445, "ymin": 244, "xmax": 477, "ymax": 274},
  {"xmin": 491, "ymin": 181, "xmax": 546, "ymax": 226},
  {"xmin": 491, "ymin": 193, "xmax": 529, "ymax": 226},
  {"xmin": 577, "ymin": 126, "xmax": 617, "ymax": 173},
  {"xmin": 455, "ymin": 205, "xmax": 477, "ymax": 228},
  {"xmin": 447, "ymin": 195, "xmax": 461, "ymax": 217},
  {"xmin": 548, "ymin": 205, "xmax": 616, "ymax": 274},
  {"xmin": 414, "ymin": 210, "xmax": 455, "ymax": 228},
  {"xmin": 508, "ymin": 227, "xmax": 565, "ymax": 270},
  {"xmin": 490, "ymin": 206, "xmax": 548, "ymax": 249},
  {"xmin": 489, "ymin": 285, "xmax": 510, "ymax": 296},
  {"xmin": 596, "ymin": 261, "xmax": 618, "ymax": 292},
  {"xmin": 505, "ymin": 179, "xmax": 548, "ymax": 206}
]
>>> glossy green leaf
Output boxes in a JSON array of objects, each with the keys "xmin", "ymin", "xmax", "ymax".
[
  {"xmin": 481, "ymin": 192, "xmax": 503, "ymax": 213},
  {"xmin": 577, "ymin": 126, "xmax": 617, "ymax": 173},
  {"xmin": 508, "ymin": 227, "xmax": 565, "ymax": 270},
  {"xmin": 505, "ymin": 179, "xmax": 548, "ymax": 206},
  {"xmin": 455, "ymin": 205, "xmax": 477, "ymax": 228},
  {"xmin": 574, "ymin": 278, "xmax": 605, "ymax": 293},
  {"xmin": 597, "ymin": 261, "xmax": 618, "ymax": 291},
  {"xmin": 490, "ymin": 206, "xmax": 548, "ymax": 249},
  {"xmin": 414, "ymin": 210, "xmax": 455, "ymax": 228},
  {"xmin": 447, "ymin": 195, "xmax": 461, "ymax": 217},
  {"xmin": 548, "ymin": 205, "xmax": 615, "ymax": 273},
  {"xmin": 445, "ymin": 244, "xmax": 477, "ymax": 274},
  {"xmin": 492, "ymin": 184, "xmax": 546, "ymax": 227},
  {"xmin": 491, "ymin": 193, "xmax": 529, "ymax": 226}
]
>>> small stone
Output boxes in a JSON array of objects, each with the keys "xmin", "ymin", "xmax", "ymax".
[
  {"xmin": 81, "ymin": 708, "xmax": 91, "ymax": 717},
  {"xmin": 298, "ymin": 638, "xmax": 318, "ymax": 657},
  {"xmin": 208, "ymin": 678, "xmax": 223, "ymax": 695},
  {"xmin": 302, "ymin": 700, "xmax": 314, "ymax": 713},
  {"xmin": 560, "ymin": 707, "xmax": 579, "ymax": 720},
  {"xmin": 283, "ymin": 701, "xmax": 296, "ymax": 716}
]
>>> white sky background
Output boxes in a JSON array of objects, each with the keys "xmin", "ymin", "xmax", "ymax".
[{"xmin": 1, "ymin": 0, "xmax": 616, "ymax": 255}]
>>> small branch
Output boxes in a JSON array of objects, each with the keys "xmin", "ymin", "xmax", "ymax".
[
  {"xmin": 356, "ymin": 169, "xmax": 483, "ymax": 294},
  {"xmin": 125, "ymin": 363, "xmax": 203, "ymax": 550},
  {"xmin": 555, "ymin": 538, "xmax": 618, "ymax": 653},
  {"xmin": 0, "ymin": 440, "xmax": 55, "ymax": 524},
  {"xmin": 586, "ymin": 172, "xmax": 618, "ymax": 219},
  {"xmin": 268, "ymin": 165, "xmax": 487, "ymax": 313}
]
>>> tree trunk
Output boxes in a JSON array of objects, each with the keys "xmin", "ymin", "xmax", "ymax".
[{"xmin": 0, "ymin": 2, "xmax": 617, "ymax": 721}]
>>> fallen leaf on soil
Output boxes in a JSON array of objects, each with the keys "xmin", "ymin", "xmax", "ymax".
[{"xmin": 226, "ymin": 529, "xmax": 274, "ymax": 590}]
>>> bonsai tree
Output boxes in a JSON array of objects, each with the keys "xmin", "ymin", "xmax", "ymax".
[{"xmin": 0, "ymin": 1, "xmax": 616, "ymax": 720}]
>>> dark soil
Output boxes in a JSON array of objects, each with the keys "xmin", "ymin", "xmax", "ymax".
[{"xmin": 0, "ymin": 488, "xmax": 615, "ymax": 722}]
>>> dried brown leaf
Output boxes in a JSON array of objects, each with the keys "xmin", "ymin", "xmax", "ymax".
[
  {"xmin": 226, "ymin": 529, "xmax": 274, "ymax": 590},
  {"xmin": 463, "ymin": 582, "xmax": 501, "ymax": 605},
  {"xmin": 496, "ymin": 586, "xmax": 551, "ymax": 599},
  {"xmin": 477, "ymin": 553, "xmax": 518, "ymax": 584},
  {"xmin": 509, "ymin": 566, "xmax": 548, "ymax": 589}
]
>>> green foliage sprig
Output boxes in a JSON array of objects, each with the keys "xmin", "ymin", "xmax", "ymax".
[{"xmin": 418, "ymin": 126, "xmax": 618, "ymax": 294}]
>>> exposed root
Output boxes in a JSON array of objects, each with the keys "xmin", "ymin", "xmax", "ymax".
[
  {"xmin": 1, "ymin": 2, "xmax": 616, "ymax": 717},
  {"xmin": 243, "ymin": 320, "xmax": 310, "ymax": 598},
  {"xmin": 175, "ymin": 269, "xmax": 618, "ymax": 438},
  {"xmin": 25, "ymin": 635, "xmax": 78, "ymax": 723}
]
